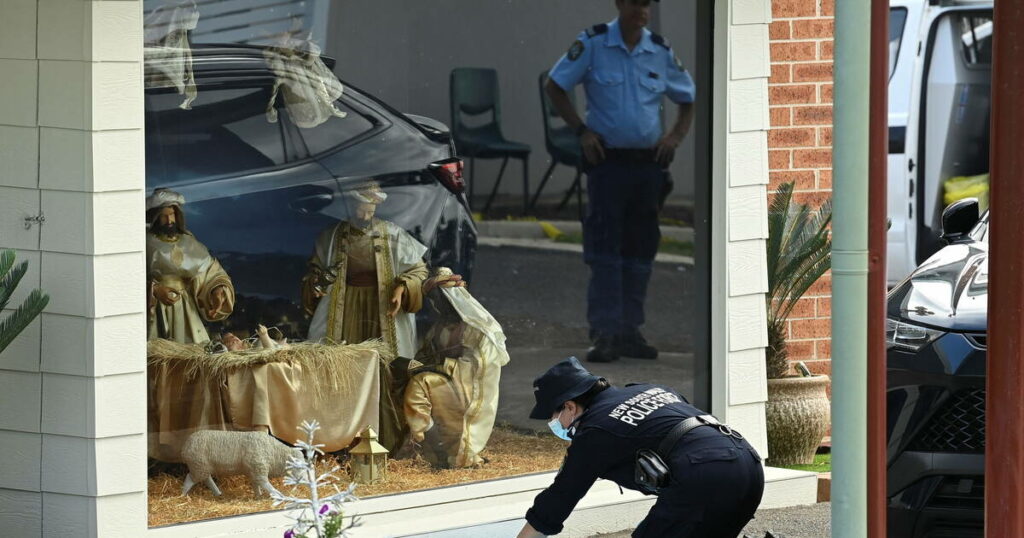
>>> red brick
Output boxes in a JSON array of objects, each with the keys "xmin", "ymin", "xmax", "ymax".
[
  {"xmin": 771, "ymin": 42, "xmax": 818, "ymax": 62},
  {"xmin": 789, "ymin": 297, "xmax": 817, "ymax": 318},
  {"xmin": 770, "ymin": 170, "xmax": 816, "ymax": 191},
  {"xmin": 784, "ymin": 339, "xmax": 816, "ymax": 360},
  {"xmin": 820, "ymin": 41, "xmax": 834, "ymax": 60},
  {"xmin": 773, "ymin": 0, "xmax": 818, "ymax": 18},
  {"xmin": 793, "ymin": 105, "xmax": 833, "ymax": 125},
  {"xmin": 769, "ymin": 127, "xmax": 816, "ymax": 148},
  {"xmin": 793, "ymin": 190, "xmax": 833, "ymax": 208},
  {"xmin": 818, "ymin": 127, "xmax": 833, "ymax": 146},
  {"xmin": 819, "ymin": 169, "xmax": 833, "ymax": 189},
  {"xmin": 793, "ymin": 62, "xmax": 834, "ymax": 83},
  {"xmin": 793, "ymin": 19, "xmax": 835, "ymax": 39},
  {"xmin": 791, "ymin": 318, "xmax": 832, "ymax": 339},
  {"xmin": 820, "ymin": 83, "xmax": 833, "ymax": 103},
  {"xmin": 803, "ymin": 359, "xmax": 832, "ymax": 377},
  {"xmin": 821, "ymin": 0, "xmax": 835, "ymax": 17},
  {"xmin": 769, "ymin": 149, "xmax": 792, "ymax": 170},
  {"xmin": 770, "ymin": 106, "xmax": 791, "ymax": 127},
  {"xmin": 816, "ymin": 297, "xmax": 832, "ymax": 317},
  {"xmin": 770, "ymin": 64, "xmax": 791, "ymax": 84},
  {"xmin": 769, "ymin": 84, "xmax": 817, "ymax": 105},
  {"xmin": 808, "ymin": 274, "xmax": 832, "ymax": 295},
  {"xmin": 770, "ymin": 21, "xmax": 791, "ymax": 40},
  {"xmin": 816, "ymin": 340, "xmax": 832, "ymax": 360},
  {"xmin": 794, "ymin": 148, "xmax": 832, "ymax": 168}
]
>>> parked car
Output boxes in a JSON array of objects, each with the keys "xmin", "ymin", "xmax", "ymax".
[
  {"xmin": 887, "ymin": 0, "xmax": 992, "ymax": 286},
  {"xmin": 144, "ymin": 44, "xmax": 476, "ymax": 339},
  {"xmin": 886, "ymin": 199, "xmax": 986, "ymax": 537}
]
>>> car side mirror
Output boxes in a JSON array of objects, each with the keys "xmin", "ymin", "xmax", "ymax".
[{"xmin": 941, "ymin": 198, "xmax": 980, "ymax": 244}]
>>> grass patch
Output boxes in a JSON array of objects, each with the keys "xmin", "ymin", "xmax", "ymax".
[
  {"xmin": 778, "ymin": 452, "xmax": 831, "ymax": 473},
  {"xmin": 553, "ymin": 232, "xmax": 693, "ymax": 257}
]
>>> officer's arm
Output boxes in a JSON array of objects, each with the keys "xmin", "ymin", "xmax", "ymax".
[
  {"xmin": 521, "ymin": 431, "xmax": 611, "ymax": 535},
  {"xmin": 545, "ymin": 80, "xmax": 585, "ymax": 133},
  {"xmin": 666, "ymin": 101, "xmax": 694, "ymax": 141}
]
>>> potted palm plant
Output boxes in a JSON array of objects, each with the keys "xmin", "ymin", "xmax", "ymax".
[
  {"xmin": 764, "ymin": 183, "xmax": 832, "ymax": 466},
  {"xmin": 1, "ymin": 249, "xmax": 49, "ymax": 355}
]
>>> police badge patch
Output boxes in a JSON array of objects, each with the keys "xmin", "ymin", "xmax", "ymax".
[{"xmin": 568, "ymin": 40, "xmax": 584, "ymax": 61}]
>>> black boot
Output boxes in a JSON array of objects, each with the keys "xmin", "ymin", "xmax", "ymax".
[
  {"xmin": 586, "ymin": 335, "xmax": 619, "ymax": 363},
  {"xmin": 616, "ymin": 330, "xmax": 658, "ymax": 359}
]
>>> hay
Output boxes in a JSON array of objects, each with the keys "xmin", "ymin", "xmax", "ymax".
[
  {"xmin": 147, "ymin": 338, "xmax": 393, "ymax": 402},
  {"xmin": 148, "ymin": 425, "xmax": 567, "ymax": 527}
]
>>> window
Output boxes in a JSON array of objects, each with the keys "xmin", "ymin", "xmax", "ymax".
[
  {"xmin": 146, "ymin": 86, "xmax": 292, "ymax": 184},
  {"xmin": 889, "ymin": 7, "xmax": 908, "ymax": 78},
  {"xmin": 959, "ymin": 14, "xmax": 993, "ymax": 66}
]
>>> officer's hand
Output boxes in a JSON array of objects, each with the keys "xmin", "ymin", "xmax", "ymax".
[
  {"xmin": 655, "ymin": 133, "xmax": 683, "ymax": 168},
  {"xmin": 580, "ymin": 130, "xmax": 605, "ymax": 165}
]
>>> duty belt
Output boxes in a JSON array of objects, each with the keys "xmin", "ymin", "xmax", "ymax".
[
  {"xmin": 603, "ymin": 147, "xmax": 658, "ymax": 164},
  {"xmin": 658, "ymin": 414, "xmax": 744, "ymax": 456}
]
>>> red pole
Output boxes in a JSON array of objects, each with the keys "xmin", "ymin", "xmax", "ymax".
[
  {"xmin": 867, "ymin": 0, "xmax": 889, "ymax": 536},
  {"xmin": 986, "ymin": 2, "xmax": 1024, "ymax": 536}
]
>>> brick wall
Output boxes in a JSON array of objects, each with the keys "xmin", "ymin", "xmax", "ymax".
[{"xmin": 768, "ymin": 0, "xmax": 834, "ymax": 381}]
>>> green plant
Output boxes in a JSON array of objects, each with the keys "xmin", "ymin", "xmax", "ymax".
[
  {"xmin": 0, "ymin": 249, "xmax": 49, "ymax": 354},
  {"xmin": 765, "ymin": 183, "xmax": 832, "ymax": 379}
]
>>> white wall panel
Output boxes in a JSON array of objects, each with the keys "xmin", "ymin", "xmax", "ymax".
[
  {"xmin": 729, "ymin": 77, "xmax": 769, "ymax": 133},
  {"xmin": 0, "ymin": 59, "xmax": 38, "ymax": 127},
  {"xmin": 0, "ymin": 186, "xmax": 41, "ymax": 251},
  {"xmin": 731, "ymin": 24, "xmax": 770, "ymax": 80},
  {"xmin": 728, "ymin": 239, "xmax": 769, "ymax": 297},
  {"xmin": 0, "ymin": 430, "xmax": 41, "ymax": 491},
  {"xmin": 0, "ymin": 370, "xmax": 42, "ymax": 433},
  {"xmin": 0, "ymin": 126, "xmax": 40, "ymax": 189},
  {"xmin": 0, "ymin": 488, "xmax": 42, "ymax": 536},
  {"xmin": 728, "ymin": 130, "xmax": 769, "ymax": 186}
]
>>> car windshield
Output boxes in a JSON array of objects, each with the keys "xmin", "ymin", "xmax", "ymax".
[{"xmin": 971, "ymin": 212, "xmax": 990, "ymax": 243}]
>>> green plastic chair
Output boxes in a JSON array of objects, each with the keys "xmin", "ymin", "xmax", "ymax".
[
  {"xmin": 531, "ymin": 71, "xmax": 584, "ymax": 220},
  {"xmin": 450, "ymin": 68, "xmax": 531, "ymax": 214}
]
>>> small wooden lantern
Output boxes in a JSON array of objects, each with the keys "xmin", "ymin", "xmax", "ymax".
[{"xmin": 350, "ymin": 425, "xmax": 388, "ymax": 484}]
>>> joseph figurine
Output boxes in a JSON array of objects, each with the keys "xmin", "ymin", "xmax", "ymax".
[
  {"xmin": 301, "ymin": 182, "xmax": 429, "ymax": 450},
  {"xmin": 146, "ymin": 188, "xmax": 234, "ymax": 343}
]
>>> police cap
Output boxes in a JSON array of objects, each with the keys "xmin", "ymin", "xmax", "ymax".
[{"xmin": 529, "ymin": 357, "xmax": 603, "ymax": 420}]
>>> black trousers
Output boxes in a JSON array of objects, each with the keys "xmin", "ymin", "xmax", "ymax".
[
  {"xmin": 633, "ymin": 434, "xmax": 765, "ymax": 538},
  {"xmin": 583, "ymin": 159, "xmax": 664, "ymax": 337}
]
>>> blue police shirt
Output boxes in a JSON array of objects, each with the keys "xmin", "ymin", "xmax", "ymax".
[{"xmin": 548, "ymin": 19, "xmax": 696, "ymax": 149}]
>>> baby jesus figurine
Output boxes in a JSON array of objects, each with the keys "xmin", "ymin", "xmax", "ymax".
[{"xmin": 256, "ymin": 324, "xmax": 289, "ymax": 350}]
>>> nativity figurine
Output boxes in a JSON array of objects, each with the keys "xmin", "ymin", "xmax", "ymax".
[{"xmin": 146, "ymin": 188, "xmax": 234, "ymax": 344}]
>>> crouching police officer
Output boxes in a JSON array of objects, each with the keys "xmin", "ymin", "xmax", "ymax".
[
  {"xmin": 545, "ymin": 0, "xmax": 695, "ymax": 363},
  {"xmin": 516, "ymin": 358, "xmax": 764, "ymax": 538}
]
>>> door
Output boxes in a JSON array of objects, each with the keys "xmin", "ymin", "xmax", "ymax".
[
  {"xmin": 886, "ymin": 1, "xmax": 921, "ymax": 285},
  {"xmin": 913, "ymin": 8, "xmax": 992, "ymax": 267}
]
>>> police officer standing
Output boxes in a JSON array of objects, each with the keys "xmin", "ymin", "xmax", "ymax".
[
  {"xmin": 516, "ymin": 357, "xmax": 764, "ymax": 537},
  {"xmin": 546, "ymin": 0, "xmax": 695, "ymax": 363}
]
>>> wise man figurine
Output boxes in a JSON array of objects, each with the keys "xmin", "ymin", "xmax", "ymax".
[
  {"xmin": 301, "ymin": 181, "xmax": 429, "ymax": 451},
  {"xmin": 146, "ymin": 188, "xmax": 234, "ymax": 343}
]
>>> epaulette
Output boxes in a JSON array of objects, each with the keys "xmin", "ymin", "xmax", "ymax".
[
  {"xmin": 585, "ymin": 24, "xmax": 609, "ymax": 38},
  {"xmin": 650, "ymin": 33, "xmax": 671, "ymax": 50}
]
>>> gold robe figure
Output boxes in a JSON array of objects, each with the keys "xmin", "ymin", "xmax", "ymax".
[
  {"xmin": 301, "ymin": 182, "xmax": 428, "ymax": 450},
  {"xmin": 403, "ymin": 269, "xmax": 510, "ymax": 468},
  {"xmin": 146, "ymin": 189, "xmax": 234, "ymax": 344}
]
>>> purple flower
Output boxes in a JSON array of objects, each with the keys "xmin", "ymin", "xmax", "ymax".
[
  {"xmin": 284, "ymin": 531, "xmax": 295, "ymax": 538},
  {"xmin": 319, "ymin": 504, "xmax": 331, "ymax": 515}
]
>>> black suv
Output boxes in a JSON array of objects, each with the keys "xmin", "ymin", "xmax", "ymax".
[
  {"xmin": 886, "ymin": 200, "xmax": 987, "ymax": 537},
  {"xmin": 144, "ymin": 44, "xmax": 476, "ymax": 338}
]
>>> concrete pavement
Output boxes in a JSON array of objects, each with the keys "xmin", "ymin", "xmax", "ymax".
[{"xmin": 592, "ymin": 502, "xmax": 831, "ymax": 538}]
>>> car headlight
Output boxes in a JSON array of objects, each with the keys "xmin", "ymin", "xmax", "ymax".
[{"xmin": 886, "ymin": 318, "xmax": 945, "ymax": 351}]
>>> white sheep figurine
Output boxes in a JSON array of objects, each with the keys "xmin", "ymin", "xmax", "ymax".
[{"xmin": 180, "ymin": 430, "xmax": 300, "ymax": 497}]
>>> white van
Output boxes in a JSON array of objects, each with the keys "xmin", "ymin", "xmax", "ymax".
[{"xmin": 887, "ymin": 0, "xmax": 993, "ymax": 285}]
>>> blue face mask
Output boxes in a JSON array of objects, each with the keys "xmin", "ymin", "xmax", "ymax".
[{"xmin": 548, "ymin": 409, "xmax": 579, "ymax": 441}]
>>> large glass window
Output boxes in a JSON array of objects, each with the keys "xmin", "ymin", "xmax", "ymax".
[{"xmin": 143, "ymin": 0, "xmax": 714, "ymax": 527}]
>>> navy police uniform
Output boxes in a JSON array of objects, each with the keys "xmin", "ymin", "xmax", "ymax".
[
  {"xmin": 549, "ymin": 20, "xmax": 695, "ymax": 343},
  {"xmin": 526, "ymin": 359, "xmax": 763, "ymax": 537}
]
